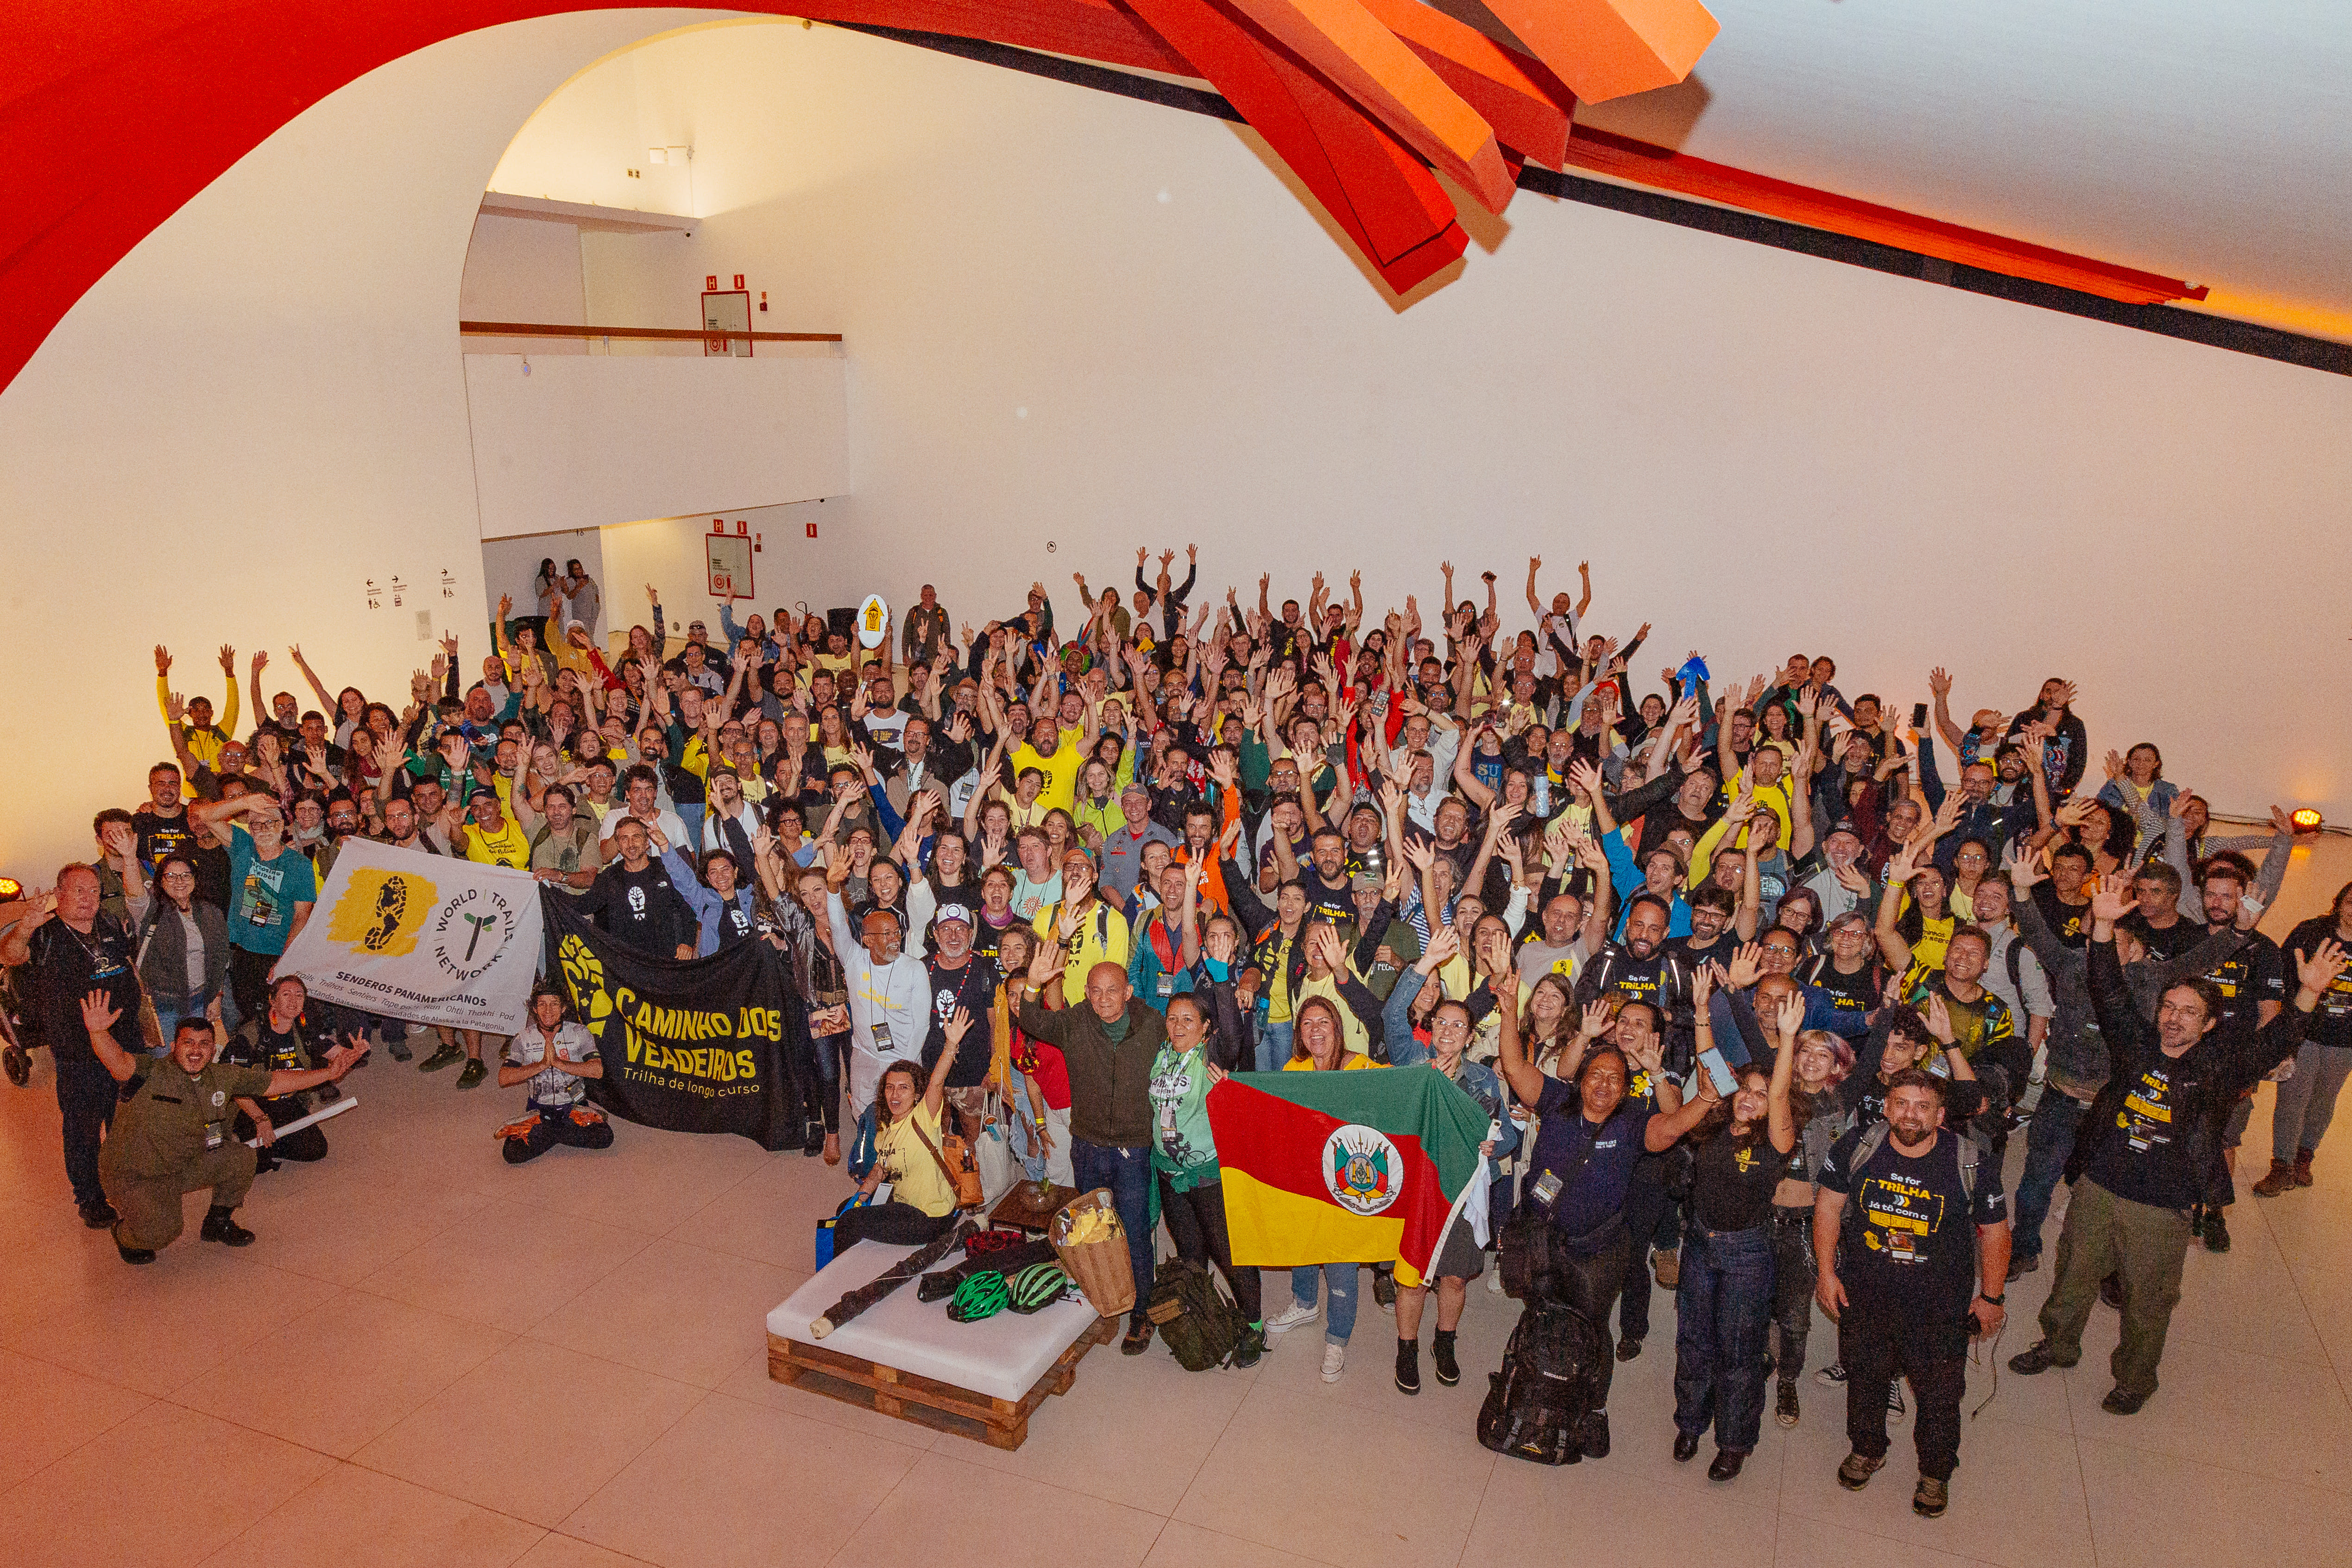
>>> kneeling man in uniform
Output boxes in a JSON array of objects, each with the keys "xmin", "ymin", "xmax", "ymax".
[{"xmin": 82, "ymin": 992, "xmax": 365, "ymax": 1263}]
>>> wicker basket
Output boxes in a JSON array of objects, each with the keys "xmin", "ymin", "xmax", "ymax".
[{"xmin": 1049, "ymin": 1188, "xmax": 1136, "ymax": 1318}]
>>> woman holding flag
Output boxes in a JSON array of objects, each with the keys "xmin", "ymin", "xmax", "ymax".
[{"xmin": 1377, "ymin": 924, "xmax": 1512, "ymax": 1395}]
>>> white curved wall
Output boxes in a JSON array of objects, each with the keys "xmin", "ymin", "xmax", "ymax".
[
  {"xmin": 0, "ymin": 12, "xmax": 728, "ymax": 877},
  {"xmin": 5, "ymin": 13, "xmax": 2349, "ymax": 881}
]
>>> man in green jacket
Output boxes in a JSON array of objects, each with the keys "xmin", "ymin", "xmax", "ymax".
[{"xmin": 1014, "ymin": 937, "xmax": 1167, "ymax": 1354}]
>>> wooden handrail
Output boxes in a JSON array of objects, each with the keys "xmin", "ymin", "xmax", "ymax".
[{"xmin": 459, "ymin": 320, "xmax": 843, "ymax": 343}]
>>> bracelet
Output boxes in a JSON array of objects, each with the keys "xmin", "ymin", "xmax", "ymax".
[{"xmin": 1976, "ymin": 1291, "xmax": 2005, "ymax": 1306}]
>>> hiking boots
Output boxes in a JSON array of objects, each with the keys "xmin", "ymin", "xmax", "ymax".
[
  {"xmin": 200, "ymin": 1205, "xmax": 254, "ymax": 1246},
  {"xmin": 2008, "ymin": 1340, "xmax": 2077, "ymax": 1376},
  {"xmin": 1837, "ymin": 1451, "xmax": 1885, "ymax": 1490}
]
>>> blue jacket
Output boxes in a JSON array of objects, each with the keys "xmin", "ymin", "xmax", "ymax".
[
  {"xmin": 658, "ymin": 847, "xmax": 760, "ymax": 956},
  {"xmin": 1380, "ymin": 969, "xmax": 1520, "ymax": 1164}
]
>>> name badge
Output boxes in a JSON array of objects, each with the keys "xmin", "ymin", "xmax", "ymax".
[
  {"xmin": 205, "ymin": 1124, "xmax": 224, "ymax": 1150},
  {"xmin": 1157, "ymin": 974, "xmax": 1176, "ymax": 997},
  {"xmin": 871, "ymin": 1021, "xmax": 893, "ymax": 1049},
  {"xmin": 1531, "ymin": 1170, "xmax": 1563, "ymax": 1206}
]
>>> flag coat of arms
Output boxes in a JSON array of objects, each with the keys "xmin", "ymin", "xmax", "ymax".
[{"xmin": 1208, "ymin": 1066, "xmax": 1492, "ymax": 1288}]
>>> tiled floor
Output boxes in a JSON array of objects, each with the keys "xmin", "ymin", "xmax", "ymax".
[{"xmin": 1, "ymin": 825, "xmax": 2347, "ymax": 1568}]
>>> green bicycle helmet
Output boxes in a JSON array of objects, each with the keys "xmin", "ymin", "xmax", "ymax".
[
  {"xmin": 947, "ymin": 1269, "xmax": 1010, "ymax": 1323},
  {"xmin": 1006, "ymin": 1260, "xmax": 1073, "ymax": 1315}
]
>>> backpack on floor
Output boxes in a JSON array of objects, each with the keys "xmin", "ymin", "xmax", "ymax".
[
  {"xmin": 1477, "ymin": 1301, "xmax": 1603, "ymax": 1466},
  {"xmin": 1143, "ymin": 1258, "xmax": 1248, "ymax": 1372}
]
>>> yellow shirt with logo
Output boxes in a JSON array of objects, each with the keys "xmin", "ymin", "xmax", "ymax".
[{"xmin": 876, "ymin": 1100, "xmax": 959, "ymax": 1218}]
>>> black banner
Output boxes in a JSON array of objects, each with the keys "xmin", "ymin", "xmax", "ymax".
[{"xmin": 542, "ymin": 894, "xmax": 810, "ymax": 1151}]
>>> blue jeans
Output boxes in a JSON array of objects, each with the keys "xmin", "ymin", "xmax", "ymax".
[
  {"xmin": 2014, "ymin": 1093, "xmax": 2085, "ymax": 1263},
  {"xmin": 1072, "ymin": 1139, "xmax": 1155, "ymax": 1316},
  {"xmin": 1292, "ymin": 1261, "xmax": 1360, "ymax": 1347},
  {"xmin": 1673, "ymin": 1224, "xmax": 1776, "ymax": 1453},
  {"xmin": 150, "ymin": 987, "xmax": 218, "ymax": 1054},
  {"xmin": 677, "ymin": 802, "xmax": 706, "ymax": 853},
  {"xmin": 1257, "ymin": 1019, "xmax": 1293, "ymax": 1073}
]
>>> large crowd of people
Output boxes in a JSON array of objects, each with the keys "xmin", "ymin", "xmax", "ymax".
[{"xmin": 6, "ymin": 546, "xmax": 2350, "ymax": 1520}]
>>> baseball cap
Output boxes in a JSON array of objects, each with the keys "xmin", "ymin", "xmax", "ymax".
[
  {"xmin": 934, "ymin": 903, "xmax": 974, "ymax": 927},
  {"xmin": 1349, "ymin": 873, "xmax": 1383, "ymax": 892},
  {"xmin": 687, "ymin": 619, "xmax": 707, "ymax": 632}
]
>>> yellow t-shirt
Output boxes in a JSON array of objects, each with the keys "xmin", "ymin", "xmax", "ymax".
[
  {"xmin": 876, "ymin": 1101, "xmax": 958, "ymax": 1218},
  {"xmin": 1013, "ymin": 737, "xmax": 1085, "ymax": 816},
  {"xmin": 1282, "ymin": 1053, "xmax": 1376, "ymax": 1071},
  {"xmin": 1034, "ymin": 900, "xmax": 1132, "ymax": 1005},
  {"xmin": 463, "ymin": 816, "xmax": 531, "ymax": 868}
]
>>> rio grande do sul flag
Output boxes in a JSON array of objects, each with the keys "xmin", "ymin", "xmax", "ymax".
[{"xmin": 1208, "ymin": 1066, "xmax": 1491, "ymax": 1288}]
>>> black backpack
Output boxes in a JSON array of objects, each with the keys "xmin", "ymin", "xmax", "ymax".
[
  {"xmin": 1478, "ymin": 1301, "xmax": 1604, "ymax": 1465},
  {"xmin": 1143, "ymin": 1258, "xmax": 1248, "ymax": 1372}
]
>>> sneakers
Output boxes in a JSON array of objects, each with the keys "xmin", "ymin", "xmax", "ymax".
[
  {"xmin": 2204, "ymin": 1208, "xmax": 2233, "ymax": 1253},
  {"xmin": 1431, "ymin": 1330, "xmax": 1460, "ymax": 1386},
  {"xmin": 1394, "ymin": 1340, "xmax": 1420, "ymax": 1395},
  {"xmin": 1371, "ymin": 1266, "xmax": 1397, "ymax": 1313},
  {"xmin": 455, "ymin": 1058, "xmax": 487, "ymax": 1090},
  {"xmin": 1913, "ymin": 1475, "xmax": 1949, "ymax": 1517},
  {"xmin": 78, "ymin": 1198, "xmax": 119, "ymax": 1230},
  {"xmin": 1776, "ymin": 1380, "xmax": 1801, "ymax": 1429},
  {"xmin": 2008, "ymin": 1341, "xmax": 2077, "ymax": 1375},
  {"xmin": 385, "ymin": 1033, "xmax": 413, "ymax": 1062},
  {"xmin": 1615, "ymin": 1337, "xmax": 1643, "ymax": 1363},
  {"xmin": 115, "ymin": 1238, "xmax": 157, "ymax": 1265},
  {"xmin": 417, "ymin": 1043, "xmax": 465, "ymax": 1073},
  {"xmin": 2007, "ymin": 1252, "xmax": 2040, "ymax": 1281},
  {"xmin": 1232, "ymin": 1326, "xmax": 1265, "ymax": 1369},
  {"xmin": 1887, "ymin": 1380, "xmax": 1906, "ymax": 1421},
  {"xmin": 1121, "ymin": 1316, "xmax": 1154, "ymax": 1356},
  {"xmin": 1837, "ymin": 1451, "xmax": 1885, "ymax": 1491},
  {"xmin": 1264, "ymin": 1300, "xmax": 1318, "ymax": 1336},
  {"xmin": 1815, "ymin": 1362, "xmax": 1847, "ymax": 1389},
  {"xmin": 2101, "ymin": 1385, "xmax": 2150, "ymax": 1416},
  {"xmin": 200, "ymin": 1205, "xmax": 254, "ymax": 1247},
  {"xmin": 1321, "ymin": 1342, "xmax": 1346, "ymax": 1383},
  {"xmin": 1485, "ymin": 1270, "xmax": 1504, "ymax": 1295},
  {"xmin": 1652, "ymin": 1248, "xmax": 1680, "ymax": 1289}
]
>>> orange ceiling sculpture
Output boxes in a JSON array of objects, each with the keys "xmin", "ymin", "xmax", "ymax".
[{"xmin": 0, "ymin": 0, "xmax": 1713, "ymax": 390}]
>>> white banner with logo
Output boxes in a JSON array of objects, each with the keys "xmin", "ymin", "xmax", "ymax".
[{"xmin": 276, "ymin": 840, "xmax": 542, "ymax": 1033}]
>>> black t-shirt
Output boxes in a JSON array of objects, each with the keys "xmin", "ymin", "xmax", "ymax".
[
  {"xmin": 2031, "ymin": 885, "xmax": 2091, "ymax": 949},
  {"xmin": 222, "ymin": 1013, "xmax": 327, "ymax": 1077},
  {"xmin": 1527, "ymin": 1077, "xmax": 1652, "ymax": 1251},
  {"xmin": 2286, "ymin": 916, "xmax": 2352, "ymax": 1048},
  {"xmin": 1819, "ymin": 1127, "xmax": 2005, "ymax": 1321},
  {"xmin": 25, "ymin": 916, "xmax": 143, "ymax": 1065},
  {"xmin": 585, "ymin": 862, "xmax": 697, "ymax": 955},
  {"xmin": 2120, "ymin": 913, "xmax": 2201, "ymax": 964},
  {"xmin": 2087, "ymin": 1037, "xmax": 2220, "ymax": 1209},
  {"xmin": 711, "ymin": 895, "xmax": 758, "ymax": 952},
  {"xmin": 1801, "ymin": 954, "xmax": 1879, "ymax": 1020},
  {"xmin": 1669, "ymin": 932, "xmax": 1735, "ymax": 974},
  {"xmin": 2195, "ymin": 927, "xmax": 2287, "ymax": 1043},
  {"xmin": 133, "ymin": 807, "xmax": 198, "ymax": 870},
  {"xmin": 187, "ymin": 842, "xmax": 233, "ymax": 911},
  {"xmin": 1689, "ymin": 1129, "xmax": 1785, "ymax": 1232},
  {"xmin": 921, "ymin": 953, "xmax": 1001, "ymax": 1088}
]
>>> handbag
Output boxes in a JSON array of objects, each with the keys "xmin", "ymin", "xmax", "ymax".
[
  {"xmin": 974, "ymin": 1088, "xmax": 1019, "ymax": 1204},
  {"xmin": 911, "ymin": 1115, "xmax": 987, "ymax": 1211}
]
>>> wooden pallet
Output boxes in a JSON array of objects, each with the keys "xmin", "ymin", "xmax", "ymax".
[{"xmin": 767, "ymin": 1314, "xmax": 1116, "ymax": 1450}]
